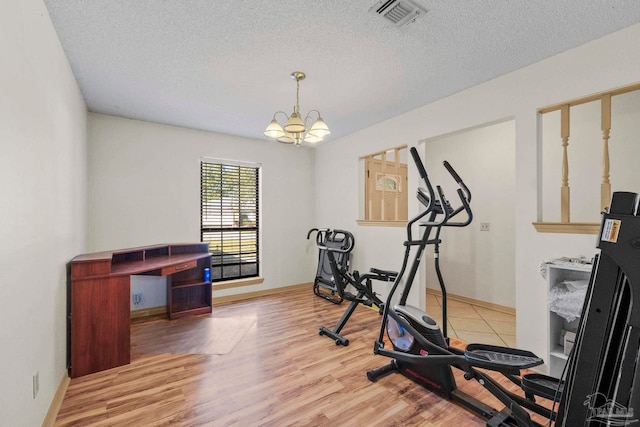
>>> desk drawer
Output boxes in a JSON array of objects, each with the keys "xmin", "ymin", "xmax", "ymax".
[{"xmin": 161, "ymin": 260, "xmax": 197, "ymax": 275}]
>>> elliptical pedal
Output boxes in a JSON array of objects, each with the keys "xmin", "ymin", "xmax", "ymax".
[
  {"xmin": 521, "ymin": 373, "xmax": 564, "ymax": 401},
  {"xmin": 464, "ymin": 344, "xmax": 544, "ymax": 370}
]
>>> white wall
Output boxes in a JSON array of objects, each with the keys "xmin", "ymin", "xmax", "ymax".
[
  {"xmin": 0, "ymin": 1, "xmax": 87, "ymax": 425},
  {"xmin": 423, "ymin": 120, "xmax": 516, "ymax": 307},
  {"xmin": 88, "ymin": 114, "xmax": 316, "ymax": 301},
  {"xmin": 314, "ymin": 134, "xmax": 424, "ymax": 308},
  {"xmin": 316, "ymin": 23, "xmax": 640, "ymax": 365}
]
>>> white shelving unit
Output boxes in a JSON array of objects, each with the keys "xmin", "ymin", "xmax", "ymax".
[{"xmin": 546, "ymin": 262, "xmax": 593, "ymax": 378}]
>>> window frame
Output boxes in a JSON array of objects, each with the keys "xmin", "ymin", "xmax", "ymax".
[{"xmin": 200, "ymin": 159, "xmax": 261, "ymax": 282}]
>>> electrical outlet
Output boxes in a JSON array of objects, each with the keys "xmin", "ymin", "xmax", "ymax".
[
  {"xmin": 480, "ymin": 222, "xmax": 490, "ymax": 231},
  {"xmin": 33, "ymin": 372, "xmax": 39, "ymax": 399},
  {"xmin": 133, "ymin": 293, "xmax": 143, "ymax": 306}
]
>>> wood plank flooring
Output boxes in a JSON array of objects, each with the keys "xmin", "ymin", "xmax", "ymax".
[{"xmin": 55, "ymin": 287, "xmax": 554, "ymax": 426}]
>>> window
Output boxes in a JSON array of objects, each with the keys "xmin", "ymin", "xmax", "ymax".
[
  {"xmin": 201, "ymin": 160, "xmax": 260, "ymax": 281},
  {"xmin": 360, "ymin": 145, "xmax": 408, "ymax": 224}
]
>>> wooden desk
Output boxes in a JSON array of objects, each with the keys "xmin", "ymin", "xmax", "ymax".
[{"xmin": 69, "ymin": 243, "xmax": 212, "ymax": 377}]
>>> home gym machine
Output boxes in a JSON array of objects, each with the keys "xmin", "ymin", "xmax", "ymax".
[
  {"xmin": 316, "ymin": 235, "xmax": 397, "ymax": 346},
  {"xmin": 556, "ymin": 190, "xmax": 640, "ymax": 426},
  {"xmin": 307, "ymin": 228, "xmax": 354, "ymax": 304},
  {"xmin": 366, "ymin": 147, "xmax": 561, "ymax": 426}
]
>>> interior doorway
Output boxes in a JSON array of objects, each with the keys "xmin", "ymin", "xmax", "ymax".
[{"xmin": 420, "ymin": 118, "xmax": 516, "ymax": 309}]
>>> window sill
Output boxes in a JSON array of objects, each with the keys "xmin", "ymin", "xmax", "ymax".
[
  {"xmin": 532, "ymin": 222, "xmax": 600, "ymax": 235},
  {"xmin": 356, "ymin": 220, "xmax": 406, "ymax": 227},
  {"xmin": 212, "ymin": 277, "xmax": 264, "ymax": 290}
]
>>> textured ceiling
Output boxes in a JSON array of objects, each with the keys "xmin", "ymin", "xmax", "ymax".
[{"xmin": 43, "ymin": 0, "xmax": 640, "ymax": 145}]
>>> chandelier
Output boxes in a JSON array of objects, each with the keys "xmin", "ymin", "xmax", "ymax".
[{"xmin": 264, "ymin": 71, "xmax": 330, "ymax": 146}]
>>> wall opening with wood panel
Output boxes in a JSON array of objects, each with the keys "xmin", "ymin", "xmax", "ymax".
[
  {"xmin": 360, "ymin": 145, "xmax": 408, "ymax": 224},
  {"xmin": 536, "ymin": 83, "xmax": 640, "ymax": 234}
]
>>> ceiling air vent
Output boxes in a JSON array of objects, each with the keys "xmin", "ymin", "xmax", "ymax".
[{"xmin": 369, "ymin": 0, "xmax": 427, "ymax": 27}]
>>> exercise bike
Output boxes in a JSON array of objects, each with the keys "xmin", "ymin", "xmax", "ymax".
[
  {"xmin": 367, "ymin": 148, "xmax": 561, "ymax": 426},
  {"xmin": 316, "ymin": 234, "xmax": 397, "ymax": 346}
]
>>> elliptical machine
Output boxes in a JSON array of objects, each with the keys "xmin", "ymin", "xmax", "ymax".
[{"xmin": 367, "ymin": 148, "xmax": 560, "ymax": 426}]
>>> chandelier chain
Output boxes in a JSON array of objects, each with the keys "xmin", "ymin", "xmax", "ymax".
[{"xmin": 296, "ymin": 79, "xmax": 300, "ymax": 113}]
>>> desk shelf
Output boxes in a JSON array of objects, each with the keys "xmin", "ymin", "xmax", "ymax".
[
  {"xmin": 167, "ymin": 258, "xmax": 212, "ymax": 319},
  {"xmin": 173, "ymin": 280, "xmax": 209, "ymax": 289}
]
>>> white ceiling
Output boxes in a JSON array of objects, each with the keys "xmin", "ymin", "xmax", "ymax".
[{"xmin": 43, "ymin": 0, "xmax": 640, "ymax": 145}]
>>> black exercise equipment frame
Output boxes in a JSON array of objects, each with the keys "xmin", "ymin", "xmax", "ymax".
[
  {"xmin": 557, "ymin": 191, "xmax": 640, "ymax": 426},
  {"xmin": 307, "ymin": 228, "xmax": 354, "ymax": 304},
  {"xmin": 317, "ymin": 238, "xmax": 397, "ymax": 345}
]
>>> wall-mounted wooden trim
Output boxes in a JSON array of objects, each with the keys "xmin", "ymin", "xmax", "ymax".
[
  {"xmin": 212, "ymin": 276, "xmax": 264, "ymax": 291},
  {"xmin": 560, "ymin": 104, "xmax": 571, "ymax": 223},
  {"xmin": 130, "ymin": 306, "xmax": 167, "ymax": 319},
  {"xmin": 42, "ymin": 374, "xmax": 70, "ymax": 427},
  {"xmin": 359, "ymin": 144, "xmax": 408, "ymax": 160},
  {"xmin": 532, "ymin": 222, "xmax": 600, "ymax": 235},
  {"xmin": 600, "ymin": 94, "xmax": 612, "ymax": 212},
  {"xmin": 356, "ymin": 220, "xmax": 406, "ymax": 227},
  {"xmin": 538, "ymin": 81, "xmax": 640, "ymax": 113},
  {"xmin": 212, "ymin": 282, "xmax": 310, "ymax": 306}
]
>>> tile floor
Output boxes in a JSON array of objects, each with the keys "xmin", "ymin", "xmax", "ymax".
[{"xmin": 426, "ymin": 293, "xmax": 516, "ymax": 347}]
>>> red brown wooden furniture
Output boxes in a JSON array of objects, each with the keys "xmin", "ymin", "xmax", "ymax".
[{"xmin": 69, "ymin": 243, "xmax": 212, "ymax": 377}]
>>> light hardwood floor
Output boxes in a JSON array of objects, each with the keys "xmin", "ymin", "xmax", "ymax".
[{"xmin": 55, "ymin": 288, "xmax": 552, "ymax": 426}]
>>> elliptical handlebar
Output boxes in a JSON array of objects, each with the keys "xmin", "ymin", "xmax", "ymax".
[
  {"xmin": 439, "ymin": 160, "xmax": 472, "ymax": 227},
  {"xmin": 410, "ymin": 147, "xmax": 435, "ymax": 209},
  {"xmin": 410, "ymin": 147, "xmax": 472, "ymax": 228},
  {"xmin": 445, "ymin": 188, "xmax": 473, "ymax": 227},
  {"xmin": 409, "ymin": 147, "xmax": 473, "ymax": 227},
  {"xmin": 443, "ymin": 160, "xmax": 471, "ymax": 203}
]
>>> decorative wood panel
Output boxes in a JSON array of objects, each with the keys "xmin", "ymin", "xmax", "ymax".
[
  {"xmin": 535, "ymin": 82, "xmax": 640, "ymax": 234},
  {"xmin": 363, "ymin": 145, "xmax": 408, "ymax": 222}
]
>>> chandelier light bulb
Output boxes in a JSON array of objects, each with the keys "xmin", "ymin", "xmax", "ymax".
[
  {"xmin": 308, "ymin": 117, "xmax": 331, "ymax": 138},
  {"xmin": 264, "ymin": 119, "xmax": 285, "ymax": 138}
]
